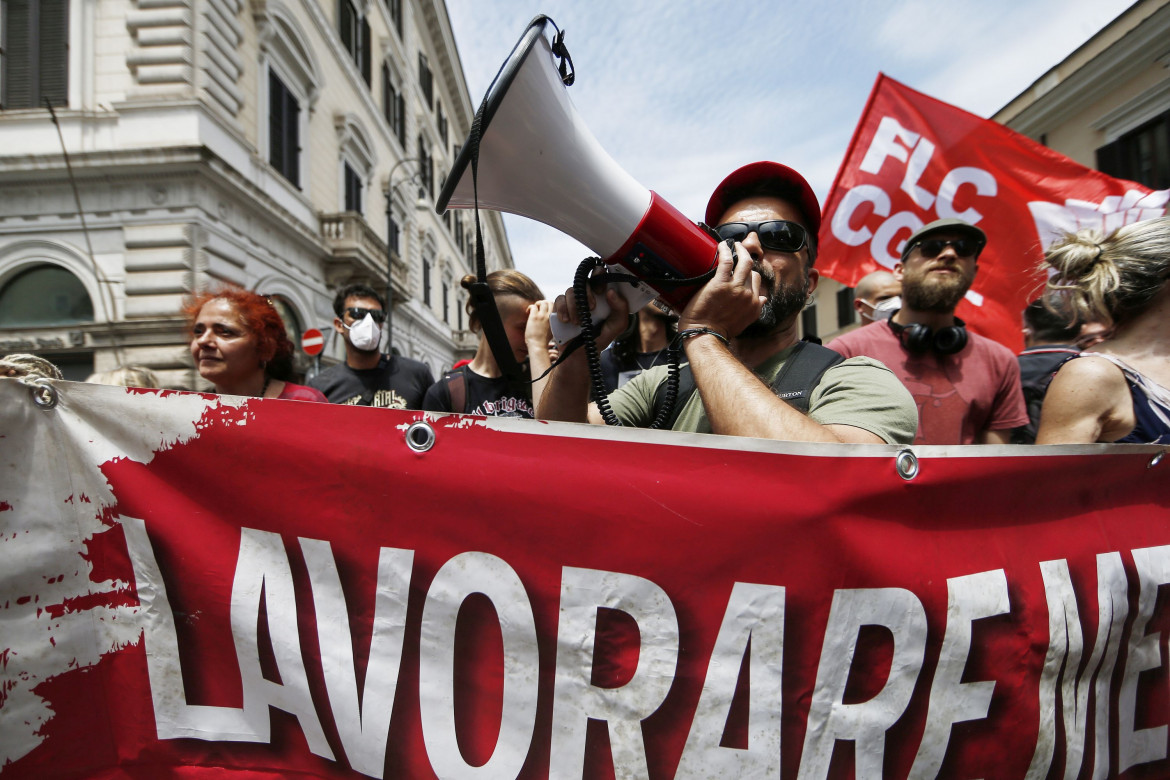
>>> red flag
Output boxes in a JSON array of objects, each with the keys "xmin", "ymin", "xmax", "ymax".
[{"xmin": 818, "ymin": 73, "xmax": 1168, "ymax": 351}]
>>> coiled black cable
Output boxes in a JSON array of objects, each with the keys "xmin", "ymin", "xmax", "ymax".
[{"xmin": 570, "ymin": 257, "xmax": 681, "ymax": 429}]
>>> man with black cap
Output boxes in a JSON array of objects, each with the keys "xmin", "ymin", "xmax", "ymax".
[
  {"xmin": 827, "ymin": 219, "xmax": 1027, "ymax": 444},
  {"xmin": 538, "ymin": 162, "xmax": 917, "ymax": 444}
]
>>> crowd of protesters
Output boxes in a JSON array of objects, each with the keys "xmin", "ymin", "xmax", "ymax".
[{"xmin": 3, "ymin": 161, "xmax": 1167, "ymax": 447}]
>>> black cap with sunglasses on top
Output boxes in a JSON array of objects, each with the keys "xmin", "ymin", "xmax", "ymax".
[{"xmin": 901, "ymin": 218, "xmax": 987, "ymax": 261}]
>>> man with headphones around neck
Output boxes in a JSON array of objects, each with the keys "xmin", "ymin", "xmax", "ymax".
[{"xmin": 827, "ymin": 219, "xmax": 1027, "ymax": 445}]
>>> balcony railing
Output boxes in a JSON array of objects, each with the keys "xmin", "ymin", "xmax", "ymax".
[{"xmin": 320, "ymin": 212, "xmax": 410, "ymax": 301}]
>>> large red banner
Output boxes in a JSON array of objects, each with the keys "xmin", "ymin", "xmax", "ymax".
[
  {"xmin": 2, "ymin": 379, "xmax": 1170, "ymax": 778},
  {"xmin": 818, "ymin": 74, "xmax": 1169, "ymax": 352}
]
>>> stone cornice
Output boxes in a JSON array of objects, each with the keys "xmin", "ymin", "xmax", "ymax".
[{"xmin": 995, "ymin": 2, "xmax": 1170, "ymax": 135}]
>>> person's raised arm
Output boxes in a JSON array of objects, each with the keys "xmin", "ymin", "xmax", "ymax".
[
  {"xmin": 536, "ymin": 286, "xmax": 629, "ymax": 424},
  {"xmin": 1036, "ymin": 356, "xmax": 1130, "ymax": 444},
  {"xmin": 681, "ymin": 242, "xmax": 885, "ymax": 444},
  {"xmin": 525, "ymin": 300, "xmax": 554, "ymax": 413}
]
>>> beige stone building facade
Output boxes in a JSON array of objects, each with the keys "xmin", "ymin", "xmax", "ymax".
[
  {"xmin": 0, "ymin": 0, "xmax": 510, "ymax": 386},
  {"xmin": 993, "ymin": 0, "xmax": 1170, "ymax": 190}
]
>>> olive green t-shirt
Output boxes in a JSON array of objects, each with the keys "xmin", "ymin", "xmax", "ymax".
[{"xmin": 605, "ymin": 343, "xmax": 917, "ymax": 444}]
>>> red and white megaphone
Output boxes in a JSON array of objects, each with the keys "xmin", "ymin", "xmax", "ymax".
[{"xmin": 436, "ymin": 16, "xmax": 718, "ymax": 341}]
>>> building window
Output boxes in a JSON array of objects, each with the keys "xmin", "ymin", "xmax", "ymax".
[
  {"xmin": 801, "ymin": 302, "xmax": 818, "ymax": 341},
  {"xmin": 418, "ymin": 52, "xmax": 433, "ymax": 110},
  {"xmin": 387, "ymin": 209, "xmax": 400, "ymax": 256},
  {"xmin": 442, "ymin": 277, "xmax": 450, "ymax": 323},
  {"xmin": 268, "ymin": 70, "xmax": 300, "ymax": 188},
  {"xmin": 338, "ymin": 0, "xmax": 371, "ymax": 85},
  {"xmin": 422, "ymin": 257, "xmax": 432, "ymax": 306},
  {"xmin": 437, "ymin": 101, "xmax": 448, "ymax": 146},
  {"xmin": 344, "ymin": 162, "xmax": 363, "ymax": 212},
  {"xmin": 382, "ymin": 62, "xmax": 405, "ymax": 147},
  {"xmin": 2, "ymin": 0, "xmax": 70, "ymax": 110},
  {"xmin": 417, "ymin": 135, "xmax": 433, "ymax": 198},
  {"xmin": 836, "ymin": 286, "xmax": 855, "ymax": 328},
  {"xmin": 1097, "ymin": 108, "xmax": 1170, "ymax": 191},
  {"xmin": 257, "ymin": 8, "xmax": 320, "ymax": 196},
  {"xmin": 0, "ymin": 264, "xmax": 93, "ymax": 327},
  {"xmin": 336, "ymin": 114, "xmax": 375, "ymax": 214},
  {"xmin": 382, "ymin": 0, "xmax": 402, "ymax": 37}
]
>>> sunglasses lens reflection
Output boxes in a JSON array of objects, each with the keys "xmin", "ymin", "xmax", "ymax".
[
  {"xmin": 758, "ymin": 221, "xmax": 805, "ymax": 252},
  {"xmin": 715, "ymin": 224, "xmax": 749, "ymax": 244}
]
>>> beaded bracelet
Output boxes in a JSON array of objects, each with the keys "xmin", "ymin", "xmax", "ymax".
[{"xmin": 676, "ymin": 327, "xmax": 730, "ymax": 348}]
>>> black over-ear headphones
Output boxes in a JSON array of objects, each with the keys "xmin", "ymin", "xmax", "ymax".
[{"xmin": 887, "ymin": 313, "xmax": 968, "ymax": 355}]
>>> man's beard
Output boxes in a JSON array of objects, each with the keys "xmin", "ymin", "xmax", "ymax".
[
  {"xmin": 738, "ymin": 264, "xmax": 810, "ymax": 339},
  {"xmin": 902, "ymin": 267, "xmax": 972, "ymax": 312}
]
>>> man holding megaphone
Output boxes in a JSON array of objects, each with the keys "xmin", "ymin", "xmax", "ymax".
[{"xmin": 537, "ymin": 162, "xmax": 917, "ymax": 445}]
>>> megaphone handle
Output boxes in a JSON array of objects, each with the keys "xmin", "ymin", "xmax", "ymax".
[
  {"xmin": 550, "ymin": 295, "xmax": 607, "ymax": 345},
  {"xmin": 550, "ymin": 278, "xmax": 656, "ymax": 346}
]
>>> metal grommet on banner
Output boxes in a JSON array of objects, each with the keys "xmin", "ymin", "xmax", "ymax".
[
  {"xmin": 405, "ymin": 421, "xmax": 436, "ymax": 453},
  {"xmin": 27, "ymin": 378, "xmax": 60, "ymax": 410},
  {"xmin": 1149, "ymin": 450, "xmax": 1165, "ymax": 469},
  {"xmin": 895, "ymin": 448, "xmax": 919, "ymax": 481}
]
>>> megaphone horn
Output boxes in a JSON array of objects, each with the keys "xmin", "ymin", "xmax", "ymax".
[{"xmin": 436, "ymin": 16, "xmax": 718, "ymax": 314}]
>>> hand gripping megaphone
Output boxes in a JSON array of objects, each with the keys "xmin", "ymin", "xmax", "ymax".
[{"xmin": 436, "ymin": 16, "xmax": 719, "ymax": 342}]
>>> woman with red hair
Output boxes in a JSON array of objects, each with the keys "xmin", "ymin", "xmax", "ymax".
[{"xmin": 185, "ymin": 287, "xmax": 326, "ymax": 401}]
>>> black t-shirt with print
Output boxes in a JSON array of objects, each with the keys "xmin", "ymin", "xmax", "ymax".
[
  {"xmin": 422, "ymin": 365, "xmax": 534, "ymax": 418},
  {"xmin": 308, "ymin": 355, "xmax": 434, "ymax": 409}
]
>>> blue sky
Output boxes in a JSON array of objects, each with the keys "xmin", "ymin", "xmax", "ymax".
[{"xmin": 443, "ymin": 0, "xmax": 1134, "ymax": 298}]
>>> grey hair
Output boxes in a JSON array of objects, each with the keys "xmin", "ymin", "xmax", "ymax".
[{"xmin": 1043, "ymin": 215, "xmax": 1170, "ymax": 329}]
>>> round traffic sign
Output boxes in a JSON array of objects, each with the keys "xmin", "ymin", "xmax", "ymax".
[{"xmin": 301, "ymin": 328, "xmax": 325, "ymax": 356}]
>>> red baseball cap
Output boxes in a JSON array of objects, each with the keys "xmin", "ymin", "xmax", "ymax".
[{"xmin": 704, "ymin": 161, "xmax": 821, "ymax": 235}]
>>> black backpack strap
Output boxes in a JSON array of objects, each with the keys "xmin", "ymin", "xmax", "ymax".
[
  {"xmin": 770, "ymin": 341, "xmax": 845, "ymax": 414},
  {"xmin": 445, "ymin": 369, "xmax": 467, "ymax": 414},
  {"xmin": 651, "ymin": 341, "xmax": 844, "ymax": 425}
]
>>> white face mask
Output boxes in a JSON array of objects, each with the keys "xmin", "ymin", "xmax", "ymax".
[
  {"xmin": 346, "ymin": 314, "xmax": 382, "ymax": 352},
  {"xmin": 870, "ymin": 296, "xmax": 901, "ymax": 321}
]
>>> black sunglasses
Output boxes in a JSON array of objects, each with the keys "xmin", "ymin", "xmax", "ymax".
[
  {"xmin": 714, "ymin": 220, "xmax": 808, "ymax": 253},
  {"xmin": 911, "ymin": 238, "xmax": 982, "ymax": 259},
  {"xmin": 344, "ymin": 307, "xmax": 386, "ymax": 324}
]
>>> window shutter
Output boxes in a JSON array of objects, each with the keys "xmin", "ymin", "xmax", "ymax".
[
  {"xmin": 1096, "ymin": 137, "xmax": 1126, "ymax": 180},
  {"xmin": 418, "ymin": 52, "xmax": 432, "ymax": 109},
  {"xmin": 268, "ymin": 70, "xmax": 299, "ymax": 188},
  {"xmin": 360, "ymin": 18, "xmax": 371, "ymax": 85},
  {"xmin": 286, "ymin": 85, "xmax": 300, "ymax": 188},
  {"xmin": 269, "ymin": 70, "xmax": 284, "ymax": 172},
  {"xmin": 0, "ymin": 0, "xmax": 71, "ymax": 109},
  {"xmin": 4, "ymin": 0, "xmax": 34, "ymax": 108},
  {"xmin": 37, "ymin": 0, "xmax": 68, "ymax": 107},
  {"xmin": 395, "ymin": 94, "xmax": 406, "ymax": 145},
  {"xmin": 339, "ymin": 0, "xmax": 355, "ymax": 56}
]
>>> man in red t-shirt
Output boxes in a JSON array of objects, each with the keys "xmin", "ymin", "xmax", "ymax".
[{"xmin": 827, "ymin": 219, "xmax": 1027, "ymax": 444}]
